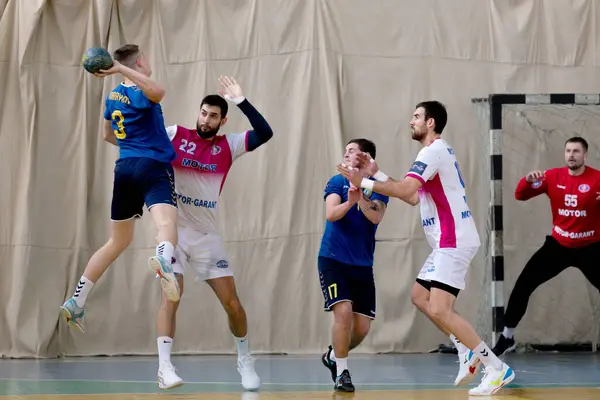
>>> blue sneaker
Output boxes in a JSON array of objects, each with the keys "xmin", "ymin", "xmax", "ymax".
[
  {"xmin": 60, "ymin": 297, "xmax": 85, "ymax": 332},
  {"xmin": 149, "ymin": 255, "xmax": 180, "ymax": 302}
]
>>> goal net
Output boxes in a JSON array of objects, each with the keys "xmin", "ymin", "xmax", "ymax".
[{"xmin": 472, "ymin": 94, "xmax": 600, "ymax": 352}]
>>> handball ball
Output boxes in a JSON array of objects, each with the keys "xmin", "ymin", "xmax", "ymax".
[{"xmin": 82, "ymin": 47, "xmax": 113, "ymax": 74}]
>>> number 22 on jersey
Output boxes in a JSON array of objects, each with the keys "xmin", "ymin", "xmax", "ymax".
[{"xmin": 111, "ymin": 110, "xmax": 126, "ymax": 139}]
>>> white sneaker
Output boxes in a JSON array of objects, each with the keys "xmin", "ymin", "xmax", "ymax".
[
  {"xmin": 237, "ymin": 355, "xmax": 260, "ymax": 391},
  {"xmin": 158, "ymin": 362, "xmax": 184, "ymax": 390},
  {"xmin": 454, "ymin": 350, "xmax": 480, "ymax": 386},
  {"xmin": 468, "ymin": 362, "xmax": 515, "ymax": 396}
]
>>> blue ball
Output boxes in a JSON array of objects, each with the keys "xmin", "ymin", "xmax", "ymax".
[{"xmin": 82, "ymin": 47, "xmax": 113, "ymax": 74}]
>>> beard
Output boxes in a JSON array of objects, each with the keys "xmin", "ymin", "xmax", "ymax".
[
  {"xmin": 567, "ymin": 159, "xmax": 583, "ymax": 170},
  {"xmin": 196, "ymin": 122, "xmax": 221, "ymax": 139},
  {"xmin": 411, "ymin": 127, "xmax": 426, "ymax": 141}
]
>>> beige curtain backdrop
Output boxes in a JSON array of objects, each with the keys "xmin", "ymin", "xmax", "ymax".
[{"xmin": 1, "ymin": 0, "xmax": 600, "ymax": 358}]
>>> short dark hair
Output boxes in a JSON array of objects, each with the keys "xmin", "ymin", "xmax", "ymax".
[
  {"xmin": 347, "ymin": 138, "xmax": 376, "ymax": 159},
  {"xmin": 201, "ymin": 95, "xmax": 228, "ymax": 118},
  {"xmin": 113, "ymin": 44, "xmax": 140, "ymax": 68},
  {"xmin": 565, "ymin": 136, "xmax": 588, "ymax": 152},
  {"xmin": 415, "ymin": 101, "xmax": 447, "ymax": 134}
]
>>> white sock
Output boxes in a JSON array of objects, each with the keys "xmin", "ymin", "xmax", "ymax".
[
  {"xmin": 336, "ymin": 357, "xmax": 348, "ymax": 376},
  {"xmin": 450, "ymin": 333, "xmax": 468, "ymax": 354},
  {"xmin": 73, "ymin": 276, "xmax": 94, "ymax": 308},
  {"xmin": 329, "ymin": 348, "xmax": 337, "ymax": 362},
  {"xmin": 235, "ymin": 335, "xmax": 249, "ymax": 358},
  {"xmin": 503, "ymin": 327, "xmax": 515, "ymax": 339},
  {"xmin": 157, "ymin": 336, "xmax": 173, "ymax": 365},
  {"xmin": 474, "ymin": 341, "xmax": 503, "ymax": 370},
  {"xmin": 156, "ymin": 241, "xmax": 175, "ymax": 263}
]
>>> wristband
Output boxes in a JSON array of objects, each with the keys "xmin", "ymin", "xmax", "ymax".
[
  {"xmin": 373, "ymin": 170, "xmax": 389, "ymax": 182},
  {"xmin": 360, "ymin": 178, "xmax": 374, "ymax": 191},
  {"xmin": 223, "ymin": 94, "xmax": 246, "ymax": 105}
]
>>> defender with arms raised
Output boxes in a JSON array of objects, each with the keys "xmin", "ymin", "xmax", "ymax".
[{"xmin": 155, "ymin": 76, "xmax": 273, "ymax": 391}]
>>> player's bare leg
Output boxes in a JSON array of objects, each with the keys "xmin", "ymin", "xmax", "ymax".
[
  {"xmin": 148, "ymin": 204, "xmax": 180, "ymax": 302},
  {"xmin": 349, "ymin": 314, "xmax": 371, "ymax": 349},
  {"xmin": 156, "ymin": 273, "xmax": 184, "ymax": 390},
  {"xmin": 60, "ymin": 219, "xmax": 135, "ymax": 332},
  {"xmin": 207, "ymin": 276, "xmax": 260, "ymax": 391},
  {"xmin": 426, "ymin": 287, "xmax": 515, "ymax": 395},
  {"xmin": 325, "ymin": 312, "xmax": 371, "ymax": 384},
  {"xmin": 324, "ymin": 301, "xmax": 354, "ymax": 392},
  {"xmin": 411, "ymin": 282, "xmax": 479, "ymax": 385}
]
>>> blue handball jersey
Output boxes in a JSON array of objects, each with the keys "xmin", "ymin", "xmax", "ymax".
[
  {"xmin": 103, "ymin": 83, "xmax": 176, "ymax": 163},
  {"xmin": 318, "ymin": 174, "xmax": 389, "ymax": 267}
]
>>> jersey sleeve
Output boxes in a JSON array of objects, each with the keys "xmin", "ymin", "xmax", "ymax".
[
  {"xmin": 165, "ymin": 125, "xmax": 177, "ymax": 141},
  {"xmin": 370, "ymin": 191, "xmax": 390, "ymax": 206},
  {"xmin": 405, "ymin": 146, "xmax": 441, "ymax": 184},
  {"xmin": 514, "ymin": 170, "xmax": 550, "ymax": 200},
  {"xmin": 226, "ymin": 132, "xmax": 249, "ymax": 162},
  {"xmin": 128, "ymin": 86, "xmax": 153, "ymax": 109},
  {"xmin": 324, "ymin": 175, "xmax": 344, "ymax": 201}
]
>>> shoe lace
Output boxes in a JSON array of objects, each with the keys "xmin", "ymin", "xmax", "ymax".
[
  {"xmin": 479, "ymin": 366, "xmax": 497, "ymax": 385},
  {"xmin": 238, "ymin": 355, "xmax": 256, "ymax": 372},
  {"xmin": 160, "ymin": 362, "xmax": 178, "ymax": 374}
]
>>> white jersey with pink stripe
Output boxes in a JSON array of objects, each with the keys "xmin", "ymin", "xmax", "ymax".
[
  {"xmin": 405, "ymin": 138, "xmax": 480, "ymax": 249},
  {"xmin": 166, "ymin": 125, "xmax": 248, "ymax": 234}
]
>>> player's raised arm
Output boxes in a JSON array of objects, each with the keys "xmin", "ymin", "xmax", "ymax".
[
  {"xmin": 324, "ymin": 177, "xmax": 360, "ymax": 222},
  {"xmin": 349, "ymin": 152, "xmax": 421, "ymax": 205},
  {"xmin": 95, "ymin": 45, "xmax": 166, "ymax": 104},
  {"xmin": 514, "ymin": 170, "xmax": 548, "ymax": 201},
  {"xmin": 218, "ymin": 76, "xmax": 273, "ymax": 151},
  {"xmin": 357, "ymin": 194, "xmax": 387, "ymax": 224}
]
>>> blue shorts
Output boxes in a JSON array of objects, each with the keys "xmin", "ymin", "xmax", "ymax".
[
  {"xmin": 318, "ymin": 256, "xmax": 376, "ymax": 319},
  {"xmin": 111, "ymin": 157, "xmax": 177, "ymax": 221}
]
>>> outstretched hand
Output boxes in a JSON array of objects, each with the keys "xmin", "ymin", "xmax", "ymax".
[
  {"xmin": 218, "ymin": 76, "xmax": 245, "ymax": 103},
  {"xmin": 337, "ymin": 163, "xmax": 363, "ymax": 188},
  {"xmin": 355, "ymin": 152, "xmax": 379, "ymax": 177},
  {"xmin": 347, "ymin": 184, "xmax": 361, "ymax": 205},
  {"xmin": 525, "ymin": 170, "xmax": 545, "ymax": 183}
]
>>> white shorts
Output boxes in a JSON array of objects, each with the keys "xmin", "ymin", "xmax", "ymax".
[
  {"xmin": 172, "ymin": 226, "xmax": 233, "ymax": 282},
  {"xmin": 417, "ymin": 247, "xmax": 478, "ymax": 291}
]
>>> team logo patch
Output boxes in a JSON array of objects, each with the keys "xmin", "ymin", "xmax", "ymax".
[
  {"xmin": 409, "ymin": 161, "xmax": 427, "ymax": 176},
  {"xmin": 216, "ymin": 260, "xmax": 229, "ymax": 269},
  {"xmin": 211, "ymin": 145, "xmax": 222, "ymax": 155},
  {"xmin": 579, "ymin": 184, "xmax": 590, "ymax": 193},
  {"xmin": 531, "ymin": 181, "xmax": 542, "ymax": 189}
]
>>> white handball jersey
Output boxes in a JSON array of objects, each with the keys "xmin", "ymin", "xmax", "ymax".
[
  {"xmin": 405, "ymin": 138, "xmax": 481, "ymax": 249},
  {"xmin": 166, "ymin": 125, "xmax": 249, "ymax": 234}
]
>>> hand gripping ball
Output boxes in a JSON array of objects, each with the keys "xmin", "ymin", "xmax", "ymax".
[{"xmin": 82, "ymin": 47, "xmax": 113, "ymax": 74}]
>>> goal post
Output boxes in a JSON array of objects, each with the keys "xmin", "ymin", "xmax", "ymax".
[{"xmin": 471, "ymin": 93, "xmax": 600, "ymax": 350}]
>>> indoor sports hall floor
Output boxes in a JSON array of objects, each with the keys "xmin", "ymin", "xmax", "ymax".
[{"xmin": 0, "ymin": 352, "xmax": 598, "ymax": 399}]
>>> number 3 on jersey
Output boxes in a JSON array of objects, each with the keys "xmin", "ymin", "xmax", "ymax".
[{"xmin": 111, "ymin": 110, "xmax": 126, "ymax": 139}]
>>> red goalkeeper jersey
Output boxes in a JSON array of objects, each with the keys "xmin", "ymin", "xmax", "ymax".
[{"xmin": 514, "ymin": 166, "xmax": 600, "ymax": 248}]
